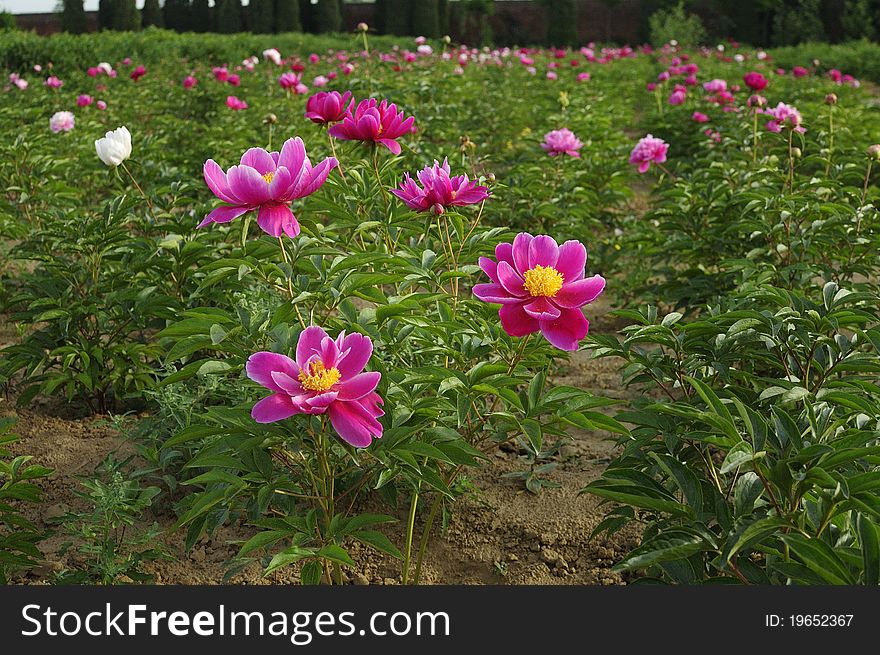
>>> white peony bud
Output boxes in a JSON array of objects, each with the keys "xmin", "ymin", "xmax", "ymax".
[{"xmin": 95, "ymin": 126, "xmax": 132, "ymax": 167}]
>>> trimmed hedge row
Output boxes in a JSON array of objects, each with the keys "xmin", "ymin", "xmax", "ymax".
[{"xmin": 770, "ymin": 39, "xmax": 880, "ymax": 84}]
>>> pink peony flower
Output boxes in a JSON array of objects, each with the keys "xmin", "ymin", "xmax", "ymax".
[
  {"xmin": 546, "ymin": 71, "xmax": 558, "ymax": 80},
  {"xmin": 692, "ymin": 111, "xmax": 709, "ymax": 123},
  {"xmin": 279, "ymin": 72, "xmax": 300, "ymax": 89},
  {"xmin": 130, "ymin": 65, "xmax": 146, "ymax": 82},
  {"xmin": 668, "ymin": 90, "xmax": 686, "ymax": 105},
  {"xmin": 313, "ymin": 75, "xmax": 329, "ymax": 87},
  {"xmin": 226, "ymin": 95, "xmax": 248, "ymax": 110},
  {"xmin": 96, "ymin": 100, "xmax": 107, "ymax": 110},
  {"xmin": 792, "ymin": 66, "xmax": 808, "ymax": 78},
  {"xmin": 702, "ymin": 78, "xmax": 727, "ymax": 93},
  {"xmin": 328, "ymin": 98, "xmax": 415, "ymax": 155},
  {"xmin": 77, "ymin": 94, "xmax": 93, "ymax": 107},
  {"xmin": 764, "ymin": 102, "xmax": 805, "ymax": 133},
  {"xmin": 182, "ymin": 75, "xmax": 197, "ymax": 89},
  {"xmin": 49, "ymin": 110, "xmax": 74, "ymax": 133},
  {"xmin": 390, "ymin": 158, "xmax": 489, "ymax": 215},
  {"xmin": 227, "ymin": 74, "xmax": 241, "ymax": 87},
  {"xmin": 743, "ymin": 71, "xmax": 768, "ymax": 91},
  {"xmin": 541, "ymin": 128, "xmax": 583, "ymax": 158},
  {"xmin": 44, "ymin": 76, "xmax": 63, "ymax": 89},
  {"xmin": 304, "ymin": 90, "xmax": 353, "ymax": 124},
  {"xmin": 246, "ymin": 326, "xmax": 384, "ymax": 447},
  {"xmin": 629, "ymin": 134, "xmax": 669, "ymax": 173},
  {"xmin": 212, "ymin": 66, "xmax": 229, "ymax": 82},
  {"xmin": 473, "ymin": 233, "xmax": 606, "ymax": 351},
  {"xmin": 576, "ymin": 72, "xmax": 590, "ymax": 82},
  {"xmin": 200, "ymin": 137, "xmax": 337, "ymax": 238}
]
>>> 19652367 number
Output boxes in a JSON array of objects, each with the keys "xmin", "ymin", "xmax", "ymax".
[{"xmin": 789, "ymin": 615, "xmax": 853, "ymax": 627}]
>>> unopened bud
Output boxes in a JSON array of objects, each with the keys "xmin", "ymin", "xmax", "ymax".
[
  {"xmin": 868, "ymin": 144, "xmax": 880, "ymax": 161},
  {"xmin": 431, "ymin": 203, "xmax": 445, "ymax": 215},
  {"xmin": 357, "ymin": 22, "xmax": 369, "ymax": 32},
  {"xmin": 825, "ymin": 93, "xmax": 837, "ymax": 105},
  {"xmin": 443, "ymin": 35, "xmax": 452, "ymax": 44},
  {"xmin": 487, "ymin": 172, "xmax": 496, "ymax": 183},
  {"xmin": 791, "ymin": 147, "xmax": 802, "ymax": 158},
  {"xmin": 265, "ymin": 113, "xmax": 277, "ymax": 124}
]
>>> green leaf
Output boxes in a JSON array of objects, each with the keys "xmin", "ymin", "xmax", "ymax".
[
  {"xmin": 613, "ymin": 527, "xmax": 713, "ymax": 572},
  {"xmin": 352, "ymin": 530, "xmax": 403, "ymax": 560},
  {"xmin": 720, "ymin": 441, "xmax": 764, "ymax": 474},
  {"xmin": 317, "ymin": 544, "xmax": 355, "ymax": 567},
  {"xmin": 857, "ymin": 513, "xmax": 879, "ymax": 586},
  {"xmin": 779, "ymin": 533, "xmax": 856, "ymax": 585}
]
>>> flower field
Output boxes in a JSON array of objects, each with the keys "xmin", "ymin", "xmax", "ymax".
[{"xmin": 1, "ymin": 29, "xmax": 879, "ymax": 586}]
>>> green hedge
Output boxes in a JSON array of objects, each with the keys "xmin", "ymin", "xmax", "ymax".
[
  {"xmin": 0, "ymin": 28, "xmax": 405, "ymax": 72},
  {"xmin": 770, "ymin": 40, "xmax": 880, "ymax": 84}
]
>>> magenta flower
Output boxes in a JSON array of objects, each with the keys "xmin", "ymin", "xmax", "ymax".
[
  {"xmin": 44, "ymin": 76, "xmax": 63, "ymax": 89},
  {"xmin": 743, "ymin": 71, "xmax": 768, "ymax": 91},
  {"xmin": 764, "ymin": 102, "xmax": 805, "ymax": 133},
  {"xmin": 328, "ymin": 98, "xmax": 415, "ymax": 155},
  {"xmin": 226, "ymin": 95, "xmax": 248, "ymax": 111},
  {"xmin": 629, "ymin": 134, "xmax": 669, "ymax": 173},
  {"xmin": 305, "ymin": 90, "xmax": 353, "ymax": 124},
  {"xmin": 702, "ymin": 79, "xmax": 727, "ymax": 93},
  {"xmin": 227, "ymin": 74, "xmax": 241, "ymax": 87},
  {"xmin": 200, "ymin": 137, "xmax": 337, "ymax": 238},
  {"xmin": 213, "ymin": 67, "xmax": 229, "ymax": 82},
  {"xmin": 473, "ymin": 233, "xmax": 605, "ymax": 351},
  {"xmin": 541, "ymin": 128, "xmax": 583, "ymax": 158},
  {"xmin": 130, "ymin": 65, "xmax": 146, "ymax": 82},
  {"xmin": 279, "ymin": 72, "xmax": 300, "ymax": 90},
  {"xmin": 182, "ymin": 75, "xmax": 197, "ymax": 89},
  {"xmin": 246, "ymin": 327, "xmax": 384, "ymax": 448},
  {"xmin": 96, "ymin": 100, "xmax": 107, "ymax": 110},
  {"xmin": 77, "ymin": 94, "xmax": 93, "ymax": 107},
  {"xmin": 576, "ymin": 72, "xmax": 590, "ymax": 82},
  {"xmin": 692, "ymin": 111, "xmax": 709, "ymax": 123},
  {"xmin": 792, "ymin": 66, "xmax": 808, "ymax": 78},
  {"xmin": 668, "ymin": 90, "xmax": 686, "ymax": 105},
  {"xmin": 391, "ymin": 158, "xmax": 489, "ymax": 215}
]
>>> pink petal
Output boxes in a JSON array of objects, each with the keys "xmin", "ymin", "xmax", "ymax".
[
  {"xmin": 251, "ymin": 393, "xmax": 299, "ymax": 423},
  {"xmin": 499, "ymin": 303, "xmax": 539, "ymax": 337},
  {"xmin": 523, "ymin": 297, "xmax": 561, "ymax": 321},
  {"xmin": 473, "ymin": 282, "xmax": 519, "ymax": 304},
  {"xmin": 268, "ymin": 166, "xmax": 294, "ymax": 200},
  {"xmin": 227, "ymin": 165, "xmax": 272, "ymax": 205},
  {"xmin": 336, "ymin": 371, "xmax": 381, "ymax": 401},
  {"xmin": 478, "ymin": 256, "xmax": 499, "ymax": 283},
  {"xmin": 240, "ymin": 147, "xmax": 277, "ymax": 175},
  {"xmin": 246, "ymin": 352, "xmax": 299, "ymax": 392},
  {"xmin": 495, "ymin": 241, "xmax": 514, "ymax": 267},
  {"xmin": 257, "ymin": 204, "xmax": 299, "ymax": 238},
  {"xmin": 336, "ymin": 332, "xmax": 373, "ymax": 378},
  {"xmin": 528, "ymin": 235, "xmax": 559, "ymax": 268},
  {"xmin": 497, "ymin": 260, "xmax": 527, "ymax": 296},
  {"xmin": 638, "ymin": 161, "xmax": 650, "ymax": 173},
  {"xmin": 296, "ymin": 326, "xmax": 330, "ymax": 369},
  {"xmin": 511, "ymin": 233, "xmax": 533, "ymax": 273},
  {"xmin": 204, "ymin": 159, "xmax": 239, "ymax": 204},
  {"xmin": 377, "ymin": 138, "xmax": 402, "ymax": 155},
  {"xmin": 270, "ymin": 370, "xmax": 303, "ymax": 395},
  {"xmin": 328, "ymin": 399, "xmax": 383, "ymax": 448},
  {"xmin": 556, "ymin": 240, "xmax": 587, "ymax": 282},
  {"xmin": 197, "ymin": 204, "xmax": 249, "ymax": 228},
  {"xmin": 305, "ymin": 391, "xmax": 338, "ymax": 409},
  {"xmin": 320, "ymin": 335, "xmax": 340, "ymax": 369},
  {"xmin": 277, "ymin": 137, "xmax": 306, "ymax": 175},
  {"xmin": 292, "ymin": 156, "xmax": 337, "ymax": 198},
  {"xmin": 555, "ymin": 275, "xmax": 606, "ymax": 309},
  {"xmin": 539, "ymin": 307, "xmax": 589, "ymax": 351}
]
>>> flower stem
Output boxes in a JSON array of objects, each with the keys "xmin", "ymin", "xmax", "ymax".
[
  {"xmin": 278, "ymin": 237, "xmax": 307, "ymax": 328},
  {"xmin": 401, "ymin": 485, "xmax": 420, "ymax": 584},
  {"xmin": 751, "ymin": 111, "xmax": 759, "ymax": 164},
  {"xmin": 120, "ymin": 161, "xmax": 153, "ymax": 212},
  {"xmin": 371, "ymin": 147, "xmax": 393, "ymax": 251},
  {"xmin": 825, "ymin": 106, "xmax": 833, "ymax": 177},
  {"xmin": 328, "ymin": 131, "xmax": 348, "ymax": 185}
]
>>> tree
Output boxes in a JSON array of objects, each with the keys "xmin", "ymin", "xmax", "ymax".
[
  {"xmin": 275, "ymin": 0, "xmax": 302, "ymax": 32},
  {"xmin": 250, "ymin": 0, "xmax": 274, "ymax": 33},
  {"xmin": 313, "ymin": 0, "xmax": 341, "ymax": 32},
  {"xmin": 216, "ymin": 0, "xmax": 243, "ymax": 33},
  {"xmin": 97, "ymin": 0, "xmax": 115, "ymax": 30},
  {"xmin": 112, "ymin": 0, "xmax": 141, "ymax": 30},
  {"xmin": 142, "ymin": 0, "xmax": 164, "ymax": 28},
  {"xmin": 384, "ymin": 0, "xmax": 411, "ymax": 34},
  {"xmin": 771, "ymin": 0, "xmax": 826, "ymax": 46},
  {"xmin": 191, "ymin": 0, "xmax": 211, "ymax": 32},
  {"xmin": 411, "ymin": 0, "xmax": 440, "ymax": 37},
  {"xmin": 438, "ymin": 0, "xmax": 449, "ymax": 35},
  {"xmin": 61, "ymin": 0, "xmax": 88, "ymax": 33},
  {"xmin": 841, "ymin": 0, "xmax": 878, "ymax": 41},
  {"xmin": 542, "ymin": 0, "xmax": 578, "ymax": 47}
]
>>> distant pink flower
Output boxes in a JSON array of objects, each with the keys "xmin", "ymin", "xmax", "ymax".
[
  {"xmin": 541, "ymin": 128, "xmax": 583, "ymax": 158},
  {"xmin": 747, "ymin": 94, "xmax": 766, "ymax": 109},
  {"xmin": 200, "ymin": 137, "xmax": 337, "ymax": 238},
  {"xmin": 279, "ymin": 72, "xmax": 300, "ymax": 89},
  {"xmin": 96, "ymin": 100, "xmax": 107, "ymax": 110},
  {"xmin": 44, "ymin": 76, "xmax": 63, "ymax": 89},
  {"xmin": 668, "ymin": 90, "xmax": 686, "ymax": 105},
  {"xmin": 9, "ymin": 73, "xmax": 28, "ymax": 90},
  {"xmin": 246, "ymin": 326, "xmax": 384, "ymax": 448},
  {"xmin": 775, "ymin": 68, "xmax": 785, "ymax": 76},
  {"xmin": 646, "ymin": 82, "xmax": 657, "ymax": 92},
  {"xmin": 213, "ymin": 66, "xmax": 229, "ymax": 82},
  {"xmin": 391, "ymin": 158, "xmax": 489, "ymax": 215},
  {"xmin": 227, "ymin": 74, "xmax": 241, "ymax": 87},
  {"xmin": 657, "ymin": 71, "xmax": 670, "ymax": 82},
  {"xmin": 764, "ymin": 102, "xmax": 805, "ymax": 133},
  {"xmin": 77, "ymin": 94, "xmax": 93, "ymax": 107},
  {"xmin": 576, "ymin": 72, "xmax": 590, "ymax": 82},
  {"xmin": 684, "ymin": 74, "xmax": 697, "ymax": 86},
  {"xmin": 473, "ymin": 233, "xmax": 605, "ymax": 351},
  {"xmin": 123, "ymin": 57, "xmax": 132, "ymax": 66},
  {"xmin": 313, "ymin": 75, "xmax": 329, "ymax": 87},
  {"xmin": 792, "ymin": 66, "xmax": 808, "ymax": 78},
  {"xmin": 546, "ymin": 71, "xmax": 557, "ymax": 80},
  {"xmin": 309, "ymin": 53, "xmax": 320, "ymax": 64},
  {"xmin": 703, "ymin": 78, "xmax": 727, "ymax": 93},
  {"xmin": 130, "ymin": 65, "xmax": 146, "ymax": 82},
  {"xmin": 226, "ymin": 95, "xmax": 248, "ymax": 111},
  {"xmin": 304, "ymin": 90, "xmax": 353, "ymax": 124},
  {"xmin": 49, "ymin": 111, "xmax": 74, "ymax": 133},
  {"xmin": 183, "ymin": 75, "xmax": 197, "ymax": 89},
  {"xmin": 328, "ymin": 98, "xmax": 415, "ymax": 155},
  {"xmin": 743, "ymin": 71, "xmax": 767, "ymax": 91},
  {"xmin": 341, "ymin": 63, "xmax": 355, "ymax": 75},
  {"xmin": 692, "ymin": 111, "xmax": 709, "ymax": 123},
  {"xmin": 295, "ymin": 82, "xmax": 309, "ymax": 95},
  {"xmin": 629, "ymin": 134, "xmax": 669, "ymax": 173}
]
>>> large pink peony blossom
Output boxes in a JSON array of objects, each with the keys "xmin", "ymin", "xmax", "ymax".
[
  {"xmin": 246, "ymin": 326, "xmax": 384, "ymax": 448},
  {"xmin": 304, "ymin": 90, "xmax": 353, "ymax": 124},
  {"xmin": 541, "ymin": 128, "xmax": 583, "ymax": 158},
  {"xmin": 764, "ymin": 102, "xmax": 805, "ymax": 133},
  {"xmin": 629, "ymin": 134, "xmax": 669, "ymax": 173},
  {"xmin": 473, "ymin": 233, "xmax": 605, "ymax": 351},
  {"xmin": 200, "ymin": 137, "xmax": 338, "ymax": 238},
  {"xmin": 391, "ymin": 158, "xmax": 489, "ymax": 214},
  {"xmin": 328, "ymin": 98, "xmax": 415, "ymax": 155}
]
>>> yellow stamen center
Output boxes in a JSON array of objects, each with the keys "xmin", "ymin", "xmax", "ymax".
[
  {"xmin": 298, "ymin": 361, "xmax": 341, "ymax": 393},
  {"xmin": 523, "ymin": 265, "xmax": 564, "ymax": 297},
  {"xmin": 262, "ymin": 171, "xmax": 274, "ymax": 184}
]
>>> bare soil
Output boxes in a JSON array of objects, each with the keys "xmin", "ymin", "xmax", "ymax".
[{"xmin": 2, "ymin": 295, "xmax": 641, "ymax": 586}]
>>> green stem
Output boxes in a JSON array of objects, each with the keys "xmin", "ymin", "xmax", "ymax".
[
  {"xmin": 120, "ymin": 161, "xmax": 153, "ymax": 212},
  {"xmin": 401, "ymin": 486, "xmax": 420, "ymax": 584}
]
